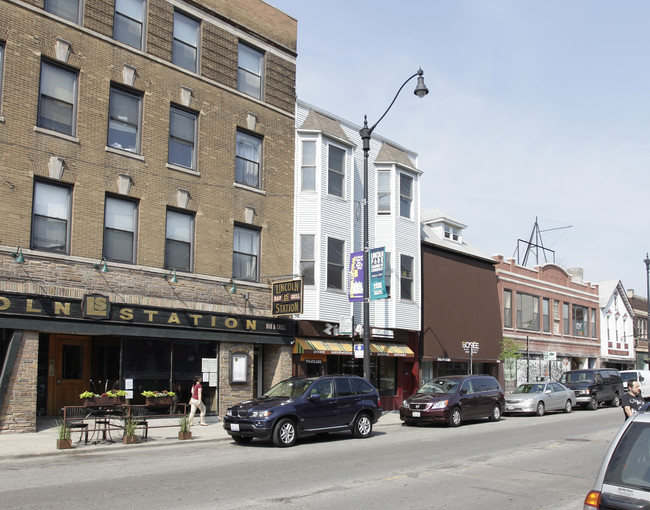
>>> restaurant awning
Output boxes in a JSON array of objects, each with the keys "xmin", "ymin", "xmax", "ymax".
[{"xmin": 294, "ymin": 338, "xmax": 414, "ymax": 357}]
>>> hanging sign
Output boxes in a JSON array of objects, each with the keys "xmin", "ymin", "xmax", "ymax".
[
  {"xmin": 348, "ymin": 251, "xmax": 364, "ymax": 302},
  {"xmin": 370, "ymin": 247, "xmax": 388, "ymax": 300}
]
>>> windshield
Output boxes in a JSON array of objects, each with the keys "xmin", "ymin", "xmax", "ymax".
[
  {"xmin": 417, "ymin": 379, "xmax": 459, "ymax": 394},
  {"xmin": 622, "ymin": 373, "xmax": 637, "ymax": 382},
  {"xmin": 263, "ymin": 378, "xmax": 314, "ymax": 399},
  {"xmin": 561, "ymin": 371, "xmax": 594, "ymax": 383},
  {"xmin": 604, "ymin": 422, "xmax": 650, "ymax": 491},
  {"xmin": 514, "ymin": 384, "xmax": 545, "ymax": 394}
]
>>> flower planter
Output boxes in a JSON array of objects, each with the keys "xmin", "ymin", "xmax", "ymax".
[
  {"xmin": 56, "ymin": 439, "xmax": 73, "ymax": 450},
  {"xmin": 83, "ymin": 396, "xmax": 125, "ymax": 407},
  {"xmin": 146, "ymin": 396, "xmax": 173, "ymax": 406},
  {"xmin": 123, "ymin": 434, "xmax": 138, "ymax": 444},
  {"xmin": 178, "ymin": 431, "xmax": 192, "ymax": 440}
]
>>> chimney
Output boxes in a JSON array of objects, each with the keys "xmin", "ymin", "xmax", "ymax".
[{"xmin": 568, "ymin": 267, "xmax": 584, "ymax": 284}]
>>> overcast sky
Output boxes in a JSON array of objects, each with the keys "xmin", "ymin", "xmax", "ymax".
[{"xmin": 267, "ymin": 0, "xmax": 650, "ymax": 297}]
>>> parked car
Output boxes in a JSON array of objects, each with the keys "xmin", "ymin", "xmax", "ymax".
[
  {"xmin": 620, "ymin": 369, "xmax": 650, "ymax": 400},
  {"xmin": 222, "ymin": 375, "xmax": 382, "ymax": 447},
  {"xmin": 400, "ymin": 374, "xmax": 505, "ymax": 427},
  {"xmin": 504, "ymin": 381, "xmax": 576, "ymax": 416},
  {"xmin": 584, "ymin": 404, "xmax": 650, "ymax": 509},
  {"xmin": 558, "ymin": 369, "xmax": 623, "ymax": 410}
]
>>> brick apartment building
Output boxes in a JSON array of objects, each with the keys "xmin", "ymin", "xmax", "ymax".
[{"xmin": 0, "ymin": 0, "xmax": 297, "ymax": 432}]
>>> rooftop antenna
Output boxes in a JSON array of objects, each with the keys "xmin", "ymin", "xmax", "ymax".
[{"xmin": 513, "ymin": 217, "xmax": 572, "ymax": 267}]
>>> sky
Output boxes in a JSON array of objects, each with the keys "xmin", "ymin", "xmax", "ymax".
[{"xmin": 267, "ymin": 0, "xmax": 650, "ymax": 297}]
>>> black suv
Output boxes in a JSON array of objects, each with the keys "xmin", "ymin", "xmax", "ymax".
[
  {"xmin": 559, "ymin": 369, "xmax": 623, "ymax": 410},
  {"xmin": 400, "ymin": 374, "xmax": 505, "ymax": 427},
  {"xmin": 223, "ymin": 375, "xmax": 382, "ymax": 447}
]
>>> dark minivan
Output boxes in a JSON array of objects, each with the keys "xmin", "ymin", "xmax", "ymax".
[
  {"xmin": 223, "ymin": 375, "xmax": 382, "ymax": 447},
  {"xmin": 400, "ymin": 374, "xmax": 505, "ymax": 427},
  {"xmin": 559, "ymin": 369, "xmax": 623, "ymax": 410}
]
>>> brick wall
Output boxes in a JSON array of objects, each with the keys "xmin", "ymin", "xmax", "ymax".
[{"xmin": 0, "ymin": 331, "xmax": 38, "ymax": 433}]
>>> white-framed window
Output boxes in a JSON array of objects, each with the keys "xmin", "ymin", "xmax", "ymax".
[
  {"xmin": 45, "ymin": 0, "xmax": 81, "ymax": 24},
  {"xmin": 563, "ymin": 302, "xmax": 570, "ymax": 335},
  {"xmin": 172, "ymin": 11, "xmax": 199, "ymax": 73},
  {"xmin": 108, "ymin": 86, "xmax": 142, "ymax": 153},
  {"xmin": 399, "ymin": 173, "xmax": 413, "ymax": 219},
  {"xmin": 165, "ymin": 209, "xmax": 193, "ymax": 271},
  {"xmin": 517, "ymin": 292, "xmax": 539, "ymax": 331},
  {"xmin": 327, "ymin": 238, "xmax": 344, "ymax": 290},
  {"xmin": 377, "ymin": 169, "xmax": 390, "ymax": 214},
  {"xmin": 235, "ymin": 130, "xmax": 262, "ymax": 188},
  {"xmin": 573, "ymin": 305, "xmax": 589, "ymax": 337},
  {"xmin": 0, "ymin": 43, "xmax": 4, "ymax": 113},
  {"xmin": 400, "ymin": 254, "xmax": 413, "ymax": 301},
  {"xmin": 300, "ymin": 234, "xmax": 315, "ymax": 286},
  {"xmin": 233, "ymin": 225, "xmax": 260, "ymax": 281},
  {"xmin": 385, "ymin": 251, "xmax": 392, "ymax": 297},
  {"xmin": 503, "ymin": 289, "xmax": 512, "ymax": 328},
  {"xmin": 543, "ymin": 297, "xmax": 550, "ymax": 333},
  {"xmin": 31, "ymin": 180, "xmax": 72, "ymax": 253},
  {"xmin": 444, "ymin": 225, "xmax": 459, "ymax": 241},
  {"xmin": 169, "ymin": 106, "xmax": 197, "ymax": 169},
  {"xmin": 301, "ymin": 141, "xmax": 316, "ymax": 191},
  {"xmin": 591, "ymin": 308, "xmax": 597, "ymax": 338},
  {"xmin": 103, "ymin": 196, "xmax": 137, "ymax": 263},
  {"xmin": 237, "ymin": 42, "xmax": 263, "ymax": 99},
  {"xmin": 113, "ymin": 0, "xmax": 145, "ymax": 50},
  {"xmin": 38, "ymin": 61, "xmax": 78, "ymax": 136},
  {"xmin": 327, "ymin": 144, "xmax": 345, "ymax": 198}
]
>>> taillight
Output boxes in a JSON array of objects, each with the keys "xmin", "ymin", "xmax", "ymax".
[
  {"xmin": 583, "ymin": 490, "xmax": 600, "ymax": 509},
  {"xmin": 378, "ymin": 397, "xmax": 381, "ymax": 408}
]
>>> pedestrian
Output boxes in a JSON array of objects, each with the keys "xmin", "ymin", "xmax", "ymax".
[
  {"xmin": 188, "ymin": 375, "xmax": 207, "ymax": 426},
  {"xmin": 621, "ymin": 379, "xmax": 644, "ymax": 420}
]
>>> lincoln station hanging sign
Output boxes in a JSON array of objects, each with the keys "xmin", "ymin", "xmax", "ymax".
[{"xmin": 271, "ymin": 279, "xmax": 303, "ymax": 316}]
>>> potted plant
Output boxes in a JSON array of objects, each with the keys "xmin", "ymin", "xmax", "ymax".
[
  {"xmin": 56, "ymin": 420, "xmax": 72, "ymax": 450},
  {"xmin": 123, "ymin": 417, "xmax": 138, "ymax": 444},
  {"xmin": 178, "ymin": 415, "xmax": 192, "ymax": 440},
  {"xmin": 80, "ymin": 390, "xmax": 127, "ymax": 407},
  {"xmin": 142, "ymin": 390, "xmax": 175, "ymax": 407}
]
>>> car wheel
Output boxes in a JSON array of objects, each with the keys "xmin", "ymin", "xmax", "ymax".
[
  {"xmin": 232, "ymin": 435, "xmax": 253, "ymax": 445},
  {"xmin": 352, "ymin": 413, "xmax": 373, "ymax": 438},
  {"xmin": 449, "ymin": 407, "xmax": 462, "ymax": 427},
  {"xmin": 588, "ymin": 396, "xmax": 598, "ymax": 410},
  {"xmin": 273, "ymin": 418, "xmax": 297, "ymax": 447},
  {"xmin": 610, "ymin": 393, "xmax": 620, "ymax": 407},
  {"xmin": 489, "ymin": 403, "xmax": 502, "ymax": 422},
  {"xmin": 563, "ymin": 400, "xmax": 573, "ymax": 413},
  {"xmin": 535, "ymin": 401, "xmax": 545, "ymax": 417}
]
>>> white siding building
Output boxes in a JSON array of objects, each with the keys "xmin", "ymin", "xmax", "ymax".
[{"xmin": 598, "ymin": 280, "xmax": 635, "ymax": 369}]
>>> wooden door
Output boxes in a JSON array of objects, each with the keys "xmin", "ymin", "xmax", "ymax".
[{"xmin": 47, "ymin": 335, "xmax": 91, "ymax": 415}]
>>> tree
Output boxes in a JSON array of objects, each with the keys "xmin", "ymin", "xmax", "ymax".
[{"xmin": 500, "ymin": 338, "xmax": 522, "ymax": 384}]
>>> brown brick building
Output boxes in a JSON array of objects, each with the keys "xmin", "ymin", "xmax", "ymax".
[{"xmin": 0, "ymin": 0, "xmax": 297, "ymax": 432}]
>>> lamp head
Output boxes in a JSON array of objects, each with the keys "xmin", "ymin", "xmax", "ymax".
[
  {"xmin": 413, "ymin": 68, "xmax": 429, "ymax": 98},
  {"xmin": 93, "ymin": 257, "xmax": 109, "ymax": 273},
  {"xmin": 165, "ymin": 268, "xmax": 178, "ymax": 283},
  {"xmin": 222, "ymin": 279, "xmax": 237, "ymax": 294},
  {"xmin": 10, "ymin": 247, "xmax": 25, "ymax": 264},
  {"xmin": 645, "ymin": 253, "xmax": 650, "ymax": 270}
]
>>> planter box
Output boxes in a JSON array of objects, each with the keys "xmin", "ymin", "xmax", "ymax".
[
  {"xmin": 83, "ymin": 396, "xmax": 125, "ymax": 407},
  {"xmin": 123, "ymin": 435, "xmax": 138, "ymax": 444},
  {"xmin": 146, "ymin": 396, "xmax": 173, "ymax": 406},
  {"xmin": 56, "ymin": 439, "xmax": 72, "ymax": 449},
  {"xmin": 178, "ymin": 431, "xmax": 192, "ymax": 440}
]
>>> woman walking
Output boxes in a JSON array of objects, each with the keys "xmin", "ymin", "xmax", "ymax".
[{"xmin": 188, "ymin": 375, "xmax": 207, "ymax": 426}]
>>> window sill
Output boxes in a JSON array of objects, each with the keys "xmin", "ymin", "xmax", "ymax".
[
  {"xmin": 233, "ymin": 182, "xmax": 266, "ymax": 195},
  {"xmin": 105, "ymin": 146, "xmax": 145, "ymax": 161},
  {"xmin": 34, "ymin": 126, "xmax": 80, "ymax": 143},
  {"xmin": 167, "ymin": 163, "xmax": 200, "ymax": 177}
]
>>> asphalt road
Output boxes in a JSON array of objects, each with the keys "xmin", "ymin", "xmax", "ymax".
[{"xmin": 0, "ymin": 406, "xmax": 625, "ymax": 509}]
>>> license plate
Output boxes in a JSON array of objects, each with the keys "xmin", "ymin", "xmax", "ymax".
[
  {"xmin": 412, "ymin": 411, "xmax": 421, "ymax": 418},
  {"xmin": 506, "ymin": 406, "xmax": 514, "ymax": 411},
  {"xmin": 231, "ymin": 423, "xmax": 240, "ymax": 431}
]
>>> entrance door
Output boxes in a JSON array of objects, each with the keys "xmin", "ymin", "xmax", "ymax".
[{"xmin": 47, "ymin": 335, "xmax": 91, "ymax": 415}]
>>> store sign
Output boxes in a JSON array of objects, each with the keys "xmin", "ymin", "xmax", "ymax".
[{"xmin": 271, "ymin": 279, "xmax": 303, "ymax": 316}]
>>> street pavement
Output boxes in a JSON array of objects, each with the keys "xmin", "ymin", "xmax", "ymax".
[{"xmin": 0, "ymin": 410, "xmax": 403, "ymax": 460}]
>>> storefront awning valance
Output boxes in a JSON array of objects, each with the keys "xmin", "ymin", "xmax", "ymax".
[{"xmin": 294, "ymin": 338, "xmax": 414, "ymax": 357}]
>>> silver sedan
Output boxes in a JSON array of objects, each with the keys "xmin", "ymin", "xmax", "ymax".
[{"xmin": 505, "ymin": 381, "xmax": 576, "ymax": 416}]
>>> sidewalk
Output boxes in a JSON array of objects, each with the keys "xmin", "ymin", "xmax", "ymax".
[{"xmin": 0, "ymin": 411, "xmax": 402, "ymax": 460}]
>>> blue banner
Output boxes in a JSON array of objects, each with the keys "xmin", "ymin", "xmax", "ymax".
[
  {"xmin": 348, "ymin": 251, "xmax": 364, "ymax": 302},
  {"xmin": 370, "ymin": 247, "xmax": 387, "ymax": 300}
]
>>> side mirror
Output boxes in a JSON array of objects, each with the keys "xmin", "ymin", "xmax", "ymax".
[
  {"xmin": 308, "ymin": 393, "xmax": 321, "ymax": 401},
  {"xmin": 545, "ymin": 389, "xmax": 552, "ymax": 394},
  {"xmin": 641, "ymin": 376, "xmax": 645, "ymax": 382},
  {"xmin": 460, "ymin": 389, "xmax": 468, "ymax": 395}
]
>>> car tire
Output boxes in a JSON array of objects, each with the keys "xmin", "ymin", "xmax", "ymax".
[
  {"xmin": 535, "ymin": 401, "xmax": 545, "ymax": 417},
  {"xmin": 352, "ymin": 413, "xmax": 373, "ymax": 438},
  {"xmin": 610, "ymin": 393, "xmax": 620, "ymax": 407},
  {"xmin": 489, "ymin": 403, "xmax": 502, "ymax": 422},
  {"xmin": 449, "ymin": 407, "xmax": 462, "ymax": 427},
  {"xmin": 588, "ymin": 396, "xmax": 598, "ymax": 410},
  {"xmin": 232, "ymin": 435, "xmax": 253, "ymax": 445},
  {"xmin": 273, "ymin": 418, "xmax": 297, "ymax": 447},
  {"xmin": 563, "ymin": 400, "xmax": 572, "ymax": 413}
]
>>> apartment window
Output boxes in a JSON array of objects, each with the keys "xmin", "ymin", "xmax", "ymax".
[
  {"xmin": 0, "ymin": 43, "xmax": 4, "ymax": 112},
  {"xmin": 169, "ymin": 106, "xmax": 197, "ymax": 169},
  {"xmin": 237, "ymin": 42, "xmax": 263, "ymax": 99},
  {"xmin": 328, "ymin": 144, "xmax": 345, "ymax": 198},
  {"xmin": 235, "ymin": 131, "xmax": 262, "ymax": 188},
  {"xmin": 38, "ymin": 61, "xmax": 77, "ymax": 136},
  {"xmin": 45, "ymin": 0, "xmax": 81, "ymax": 24},
  {"xmin": 113, "ymin": 0, "xmax": 145, "ymax": 50},
  {"xmin": 385, "ymin": 251, "xmax": 392, "ymax": 297},
  {"xmin": 573, "ymin": 305, "xmax": 589, "ymax": 337},
  {"xmin": 301, "ymin": 141, "xmax": 316, "ymax": 191},
  {"xmin": 503, "ymin": 289, "xmax": 512, "ymax": 328},
  {"xmin": 400, "ymin": 173, "xmax": 413, "ymax": 219},
  {"xmin": 108, "ymin": 86, "xmax": 142, "ymax": 153},
  {"xmin": 103, "ymin": 196, "xmax": 137, "ymax": 263},
  {"xmin": 165, "ymin": 210, "xmax": 193, "ymax": 271},
  {"xmin": 443, "ymin": 225, "xmax": 460, "ymax": 241},
  {"xmin": 300, "ymin": 234, "xmax": 315, "ymax": 286},
  {"xmin": 400, "ymin": 254, "xmax": 413, "ymax": 301},
  {"xmin": 591, "ymin": 308, "xmax": 597, "ymax": 338},
  {"xmin": 563, "ymin": 302, "xmax": 570, "ymax": 335},
  {"xmin": 542, "ymin": 298, "xmax": 550, "ymax": 333},
  {"xmin": 233, "ymin": 225, "xmax": 260, "ymax": 281},
  {"xmin": 31, "ymin": 180, "xmax": 71, "ymax": 253},
  {"xmin": 327, "ymin": 238, "xmax": 344, "ymax": 290},
  {"xmin": 377, "ymin": 170, "xmax": 390, "ymax": 214},
  {"xmin": 172, "ymin": 11, "xmax": 199, "ymax": 73},
  {"xmin": 516, "ymin": 292, "xmax": 539, "ymax": 331}
]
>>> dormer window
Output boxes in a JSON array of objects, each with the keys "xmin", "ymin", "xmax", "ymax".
[{"xmin": 444, "ymin": 225, "xmax": 459, "ymax": 241}]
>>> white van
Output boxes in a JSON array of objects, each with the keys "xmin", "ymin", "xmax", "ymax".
[{"xmin": 620, "ymin": 370, "xmax": 650, "ymax": 401}]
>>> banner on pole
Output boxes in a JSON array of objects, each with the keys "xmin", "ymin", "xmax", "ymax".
[
  {"xmin": 348, "ymin": 251, "xmax": 364, "ymax": 302},
  {"xmin": 370, "ymin": 247, "xmax": 387, "ymax": 300}
]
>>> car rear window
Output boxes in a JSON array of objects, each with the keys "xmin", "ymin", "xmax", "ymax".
[
  {"xmin": 604, "ymin": 422, "xmax": 650, "ymax": 491},
  {"xmin": 350, "ymin": 377, "xmax": 375, "ymax": 395}
]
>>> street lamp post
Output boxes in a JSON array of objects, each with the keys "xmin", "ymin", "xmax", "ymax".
[
  {"xmin": 359, "ymin": 69, "xmax": 429, "ymax": 381},
  {"xmin": 644, "ymin": 253, "xmax": 650, "ymax": 365}
]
